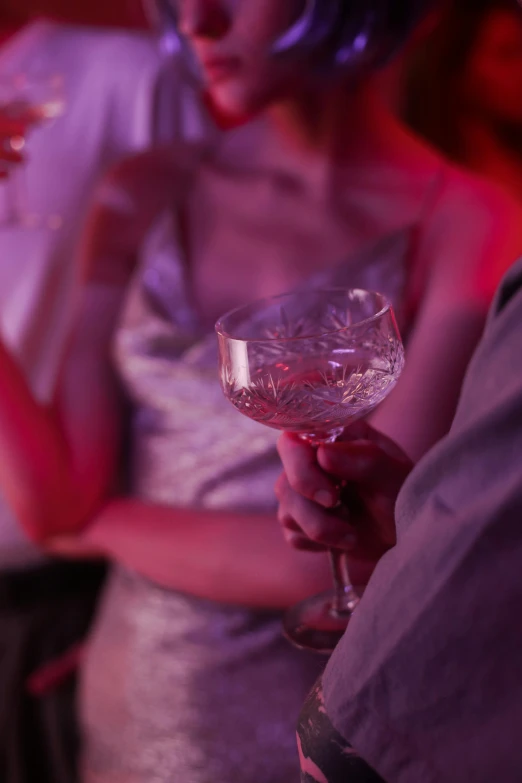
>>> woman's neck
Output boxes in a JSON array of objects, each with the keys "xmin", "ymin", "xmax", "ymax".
[
  {"xmin": 267, "ymin": 78, "xmax": 372, "ymax": 158},
  {"xmin": 245, "ymin": 78, "xmax": 401, "ymax": 193},
  {"xmin": 214, "ymin": 75, "xmax": 434, "ymax": 202}
]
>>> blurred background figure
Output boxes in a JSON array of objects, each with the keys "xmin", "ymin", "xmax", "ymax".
[
  {"xmin": 0, "ymin": 2, "xmax": 198, "ymax": 782},
  {"xmin": 404, "ymin": 0, "xmax": 522, "ymax": 200},
  {"xmin": 0, "ymin": 0, "xmax": 166, "ymax": 397}
]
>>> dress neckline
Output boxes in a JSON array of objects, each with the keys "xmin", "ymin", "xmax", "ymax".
[{"xmin": 139, "ymin": 158, "xmax": 446, "ymax": 339}]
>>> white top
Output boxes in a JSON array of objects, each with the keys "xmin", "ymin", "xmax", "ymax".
[{"xmin": 0, "ymin": 20, "xmax": 209, "ymax": 567}]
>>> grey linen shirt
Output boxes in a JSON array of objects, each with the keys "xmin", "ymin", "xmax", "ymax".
[{"xmin": 322, "ymin": 256, "xmax": 522, "ymax": 782}]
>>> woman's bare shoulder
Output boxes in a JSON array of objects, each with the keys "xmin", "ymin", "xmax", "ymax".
[
  {"xmin": 394, "ymin": 121, "xmax": 520, "ymax": 232},
  {"xmin": 437, "ymin": 163, "xmax": 521, "ymax": 223},
  {"xmin": 422, "ymin": 162, "xmax": 522, "ymax": 296}
]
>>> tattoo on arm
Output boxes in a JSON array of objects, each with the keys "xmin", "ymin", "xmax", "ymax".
[{"xmin": 297, "ymin": 678, "xmax": 386, "ymax": 783}]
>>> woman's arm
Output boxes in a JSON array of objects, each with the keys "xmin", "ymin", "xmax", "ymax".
[
  {"xmin": 371, "ymin": 173, "xmax": 522, "ymax": 461},
  {"xmin": 52, "ymin": 497, "xmax": 333, "ymax": 609},
  {"xmin": 0, "ymin": 149, "xmax": 179, "ymax": 541},
  {"xmin": 0, "ymin": 285, "xmax": 124, "ymax": 541}
]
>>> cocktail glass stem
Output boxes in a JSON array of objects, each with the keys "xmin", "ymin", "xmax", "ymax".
[
  {"xmin": 329, "ymin": 549, "xmax": 360, "ymax": 615},
  {"xmin": 306, "ymin": 431, "xmax": 360, "ymax": 619}
]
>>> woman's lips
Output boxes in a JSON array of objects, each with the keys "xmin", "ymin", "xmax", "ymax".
[{"xmin": 202, "ymin": 56, "xmax": 241, "ymax": 84}]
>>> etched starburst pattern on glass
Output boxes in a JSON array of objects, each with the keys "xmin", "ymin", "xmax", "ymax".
[{"xmin": 218, "ymin": 290, "xmax": 404, "ymax": 442}]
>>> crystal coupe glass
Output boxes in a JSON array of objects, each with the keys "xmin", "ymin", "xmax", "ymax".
[{"xmin": 216, "ymin": 288, "xmax": 405, "ymax": 653}]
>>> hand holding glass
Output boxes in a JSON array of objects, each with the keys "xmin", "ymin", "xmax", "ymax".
[{"xmin": 216, "ymin": 289, "xmax": 405, "ymax": 653}]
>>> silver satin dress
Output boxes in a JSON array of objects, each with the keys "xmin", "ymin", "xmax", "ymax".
[{"xmin": 81, "ymin": 212, "xmax": 411, "ymax": 783}]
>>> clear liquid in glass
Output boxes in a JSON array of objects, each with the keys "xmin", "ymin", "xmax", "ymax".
[{"xmin": 224, "ymin": 350, "xmax": 401, "ymax": 440}]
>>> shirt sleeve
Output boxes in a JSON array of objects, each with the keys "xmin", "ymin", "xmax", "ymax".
[{"xmin": 321, "ymin": 257, "xmax": 522, "ymax": 783}]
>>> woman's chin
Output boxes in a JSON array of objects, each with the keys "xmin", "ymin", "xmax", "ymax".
[{"xmin": 205, "ymin": 84, "xmax": 264, "ymax": 124}]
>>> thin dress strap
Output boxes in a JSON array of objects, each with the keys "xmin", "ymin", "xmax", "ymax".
[{"xmin": 401, "ymin": 162, "xmax": 447, "ymax": 331}]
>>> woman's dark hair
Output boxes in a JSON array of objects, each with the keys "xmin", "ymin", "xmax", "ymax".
[
  {"xmin": 272, "ymin": 0, "xmax": 437, "ymax": 73},
  {"xmin": 404, "ymin": 0, "xmax": 521, "ymax": 159}
]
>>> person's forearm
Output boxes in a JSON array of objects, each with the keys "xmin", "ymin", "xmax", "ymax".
[
  {"xmin": 83, "ymin": 497, "xmax": 332, "ymax": 609},
  {"xmin": 0, "ymin": 326, "xmax": 121, "ymax": 541},
  {"xmin": 0, "ymin": 342, "xmax": 81, "ymax": 536}
]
